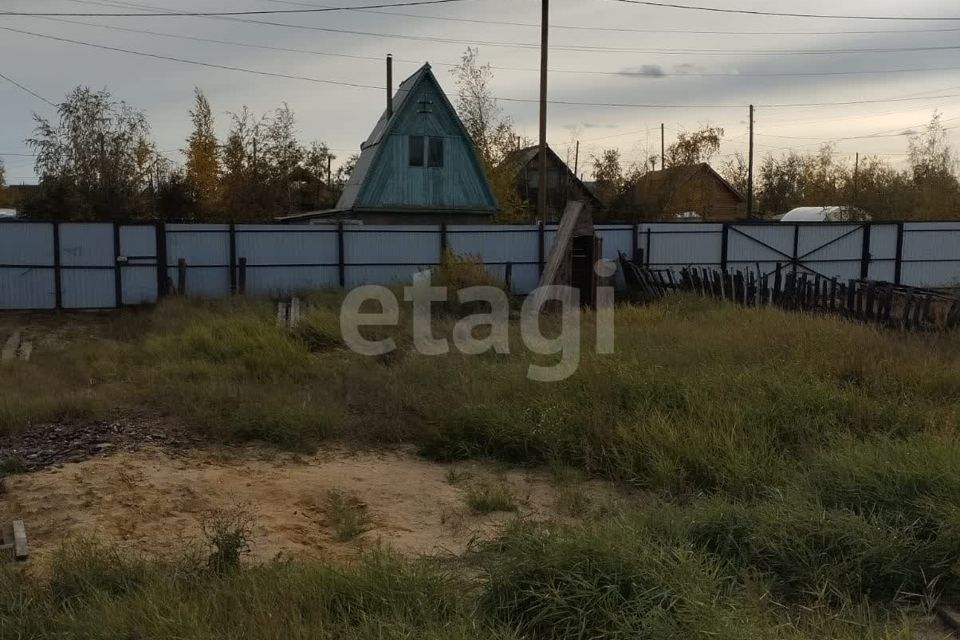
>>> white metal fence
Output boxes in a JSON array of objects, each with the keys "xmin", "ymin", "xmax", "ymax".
[{"xmin": 0, "ymin": 220, "xmax": 957, "ymax": 310}]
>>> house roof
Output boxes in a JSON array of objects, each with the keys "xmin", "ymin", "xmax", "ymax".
[
  {"xmin": 336, "ymin": 63, "xmax": 496, "ymax": 213},
  {"xmin": 630, "ymin": 163, "xmax": 745, "ymax": 203},
  {"xmin": 500, "ymin": 145, "xmax": 604, "ymax": 209}
]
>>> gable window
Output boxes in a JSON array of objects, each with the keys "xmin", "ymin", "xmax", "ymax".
[
  {"xmin": 409, "ymin": 135, "xmax": 424, "ymax": 167},
  {"xmin": 428, "ymin": 136, "xmax": 444, "ymax": 167}
]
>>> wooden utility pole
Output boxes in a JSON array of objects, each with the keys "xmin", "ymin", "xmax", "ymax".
[
  {"xmin": 573, "ymin": 140, "xmax": 580, "ymax": 175},
  {"xmin": 537, "ymin": 0, "xmax": 549, "ymax": 220},
  {"xmin": 660, "ymin": 123, "xmax": 665, "ymax": 169},
  {"xmin": 747, "ymin": 104, "xmax": 755, "ymax": 218},
  {"xmin": 853, "ymin": 152, "xmax": 860, "ymax": 208}
]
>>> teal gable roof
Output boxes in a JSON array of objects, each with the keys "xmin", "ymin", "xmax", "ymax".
[{"xmin": 337, "ymin": 64, "xmax": 497, "ymax": 215}]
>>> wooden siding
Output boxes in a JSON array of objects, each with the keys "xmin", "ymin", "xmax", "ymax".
[{"xmin": 355, "ymin": 75, "xmax": 496, "ymax": 212}]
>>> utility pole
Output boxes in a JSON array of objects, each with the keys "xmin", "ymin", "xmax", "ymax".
[
  {"xmin": 747, "ymin": 104, "xmax": 755, "ymax": 218},
  {"xmin": 660, "ymin": 123, "xmax": 665, "ymax": 169},
  {"xmin": 853, "ymin": 152, "xmax": 860, "ymax": 208},
  {"xmin": 573, "ymin": 140, "xmax": 580, "ymax": 176},
  {"xmin": 537, "ymin": 0, "xmax": 549, "ymax": 221}
]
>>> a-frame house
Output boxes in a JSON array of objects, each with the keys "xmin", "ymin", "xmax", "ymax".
[{"xmin": 280, "ymin": 62, "xmax": 497, "ymax": 224}]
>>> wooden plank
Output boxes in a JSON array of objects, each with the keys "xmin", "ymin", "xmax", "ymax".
[{"xmin": 532, "ymin": 201, "xmax": 586, "ymax": 310}]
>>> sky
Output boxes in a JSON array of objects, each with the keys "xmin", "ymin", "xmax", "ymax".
[{"xmin": 2, "ymin": 0, "xmax": 960, "ymax": 185}]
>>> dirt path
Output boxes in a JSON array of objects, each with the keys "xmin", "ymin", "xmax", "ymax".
[{"xmin": 0, "ymin": 445, "xmax": 620, "ymax": 565}]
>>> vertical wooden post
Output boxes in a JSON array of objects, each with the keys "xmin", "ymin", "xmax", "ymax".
[
  {"xmin": 537, "ymin": 221, "xmax": 545, "ymax": 275},
  {"xmin": 52, "ymin": 222, "xmax": 62, "ymax": 310},
  {"xmin": 113, "ymin": 223, "xmax": 123, "ymax": 308},
  {"xmin": 337, "ymin": 221, "xmax": 346, "ymax": 288},
  {"xmin": 632, "ymin": 222, "xmax": 640, "ymax": 263},
  {"xmin": 660, "ymin": 123, "xmax": 665, "ymax": 169},
  {"xmin": 155, "ymin": 221, "xmax": 168, "ymax": 298},
  {"xmin": 573, "ymin": 140, "xmax": 580, "ymax": 176},
  {"xmin": 537, "ymin": 0, "xmax": 549, "ymax": 221},
  {"xmin": 177, "ymin": 258, "xmax": 187, "ymax": 294},
  {"xmin": 791, "ymin": 224, "xmax": 800, "ymax": 276},
  {"xmin": 238, "ymin": 257, "xmax": 247, "ymax": 295},
  {"xmin": 860, "ymin": 223, "xmax": 872, "ymax": 280},
  {"xmin": 229, "ymin": 223, "xmax": 237, "ymax": 294},
  {"xmin": 505, "ymin": 262, "xmax": 513, "ymax": 292},
  {"xmin": 894, "ymin": 222, "xmax": 904, "ymax": 285},
  {"xmin": 747, "ymin": 104, "xmax": 755, "ymax": 218},
  {"xmin": 439, "ymin": 222, "xmax": 448, "ymax": 256},
  {"xmin": 720, "ymin": 223, "xmax": 729, "ymax": 272}
]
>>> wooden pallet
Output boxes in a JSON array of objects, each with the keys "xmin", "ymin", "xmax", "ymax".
[{"xmin": 0, "ymin": 520, "xmax": 28, "ymax": 562}]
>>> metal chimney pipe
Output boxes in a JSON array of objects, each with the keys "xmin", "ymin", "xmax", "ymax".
[{"xmin": 386, "ymin": 54, "xmax": 394, "ymax": 117}]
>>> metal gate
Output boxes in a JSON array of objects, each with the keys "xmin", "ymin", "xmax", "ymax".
[
  {"xmin": 725, "ymin": 223, "xmax": 870, "ymax": 281},
  {"xmin": 117, "ymin": 224, "xmax": 160, "ymax": 305}
]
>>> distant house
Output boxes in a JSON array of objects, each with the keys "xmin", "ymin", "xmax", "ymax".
[
  {"xmin": 279, "ymin": 62, "xmax": 497, "ymax": 225},
  {"xmin": 499, "ymin": 145, "xmax": 603, "ymax": 220},
  {"xmin": 0, "ymin": 209, "xmax": 16, "ymax": 220},
  {"xmin": 618, "ymin": 163, "xmax": 745, "ymax": 220},
  {"xmin": 779, "ymin": 206, "xmax": 871, "ymax": 222}
]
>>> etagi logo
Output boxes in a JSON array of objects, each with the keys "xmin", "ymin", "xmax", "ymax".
[{"xmin": 339, "ymin": 261, "xmax": 617, "ymax": 382}]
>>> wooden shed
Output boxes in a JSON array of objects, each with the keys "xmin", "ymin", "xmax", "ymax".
[
  {"xmin": 500, "ymin": 145, "xmax": 603, "ymax": 220},
  {"xmin": 280, "ymin": 61, "xmax": 497, "ymax": 225},
  {"xmin": 618, "ymin": 163, "xmax": 745, "ymax": 221}
]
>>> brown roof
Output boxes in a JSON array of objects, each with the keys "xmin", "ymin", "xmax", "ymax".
[
  {"xmin": 500, "ymin": 145, "xmax": 604, "ymax": 209},
  {"xmin": 629, "ymin": 163, "xmax": 745, "ymax": 202}
]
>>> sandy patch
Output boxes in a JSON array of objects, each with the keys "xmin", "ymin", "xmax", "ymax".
[{"xmin": 0, "ymin": 445, "xmax": 620, "ymax": 565}]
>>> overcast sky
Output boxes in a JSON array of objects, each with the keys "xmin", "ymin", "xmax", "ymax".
[{"xmin": 2, "ymin": 0, "xmax": 960, "ymax": 184}]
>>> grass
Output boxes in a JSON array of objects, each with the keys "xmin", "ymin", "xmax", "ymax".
[
  {"xmin": 324, "ymin": 490, "xmax": 372, "ymax": 541},
  {"xmin": 465, "ymin": 482, "xmax": 517, "ymax": 514},
  {"xmin": 1, "ymin": 293, "xmax": 959, "ymax": 636}
]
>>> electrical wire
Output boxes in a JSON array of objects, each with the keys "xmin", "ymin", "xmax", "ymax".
[
  {"xmin": 0, "ymin": 70, "xmax": 57, "ymax": 106},
  {"xmin": 606, "ymin": 0, "xmax": 960, "ymax": 21},
  {"xmin": 26, "ymin": 14, "xmax": 960, "ymax": 79},
  {"xmin": 0, "ymin": 0, "xmax": 474, "ymax": 18}
]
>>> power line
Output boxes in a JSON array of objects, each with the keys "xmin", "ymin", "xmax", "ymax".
[
  {"xmin": 607, "ymin": 0, "xmax": 960, "ymax": 21},
  {"xmin": 8, "ymin": 21, "xmax": 960, "ymax": 112},
  {"xmin": 263, "ymin": 0, "xmax": 960, "ymax": 35},
  {"xmin": 0, "ymin": 26, "xmax": 384, "ymax": 90},
  {"xmin": 0, "ymin": 70, "xmax": 57, "ymax": 106},
  {"xmin": 36, "ymin": 0, "xmax": 960, "ymax": 57},
  {"xmin": 0, "ymin": 0, "xmax": 473, "ymax": 17},
  {"xmin": 29, "ymin": 15, "xmax": 960, "ymax": 80},
  {"xmin": 499, "ymin": 93, "xmax": 960, "ymax": 110}
]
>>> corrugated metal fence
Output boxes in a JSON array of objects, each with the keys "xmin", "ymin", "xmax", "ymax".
[{"xmin": 1, "ymin": 220, "xmax": 958, "ymax": 310}]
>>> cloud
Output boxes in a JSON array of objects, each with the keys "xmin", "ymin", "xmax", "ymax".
[
  {"xmin": 900, "ymin": 129, "xmax": 919, "ymax": 136},
  {"xmin": 672, "ymin": 63, "xmax": 708, "ymax": 75},
  {"xmin": 583, "ymin": 123, "xmax": 619, "ymax": 129},
  {"xmin": 617, "ymin": 65, "xmax": 666, "ymax": 78}
]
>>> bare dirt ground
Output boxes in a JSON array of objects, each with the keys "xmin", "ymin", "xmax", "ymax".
[{"xmin": 0, "ymin": 443, "xmax": 623, "ymax": 565}]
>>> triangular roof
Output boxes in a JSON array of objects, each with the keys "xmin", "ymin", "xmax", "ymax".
[
  {"xmin": 500, "ymin": 144, "xmax": 604, "ymax": 210},
  {"xmin": 629, "ymin": 163, "xmax": 745, "ymax": 203},
  {"xmin": 337, "ymin": 63, "xmax": 497, "ymax": 213}
]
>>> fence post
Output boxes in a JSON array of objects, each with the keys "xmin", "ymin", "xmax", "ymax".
[
  {"xmin": 439, "ymin": 222, "xmax": 448, "ymax": 257},
  {"xmin": 505, "ymin": 262, "xmax": 513, "ymax": 292},
  {"xmin": 537, "ymin": 221, "xmax": 545, "ymax": 275},
  {"xmin": 632, "ymin": 222, "xmax": 640, "ymax": 263},
  {"xmin": 177, "ymin": 258, "xmax": 187, "ymax": 294},
  {"xmin": 894, "ymin": 222, "xmax": 904, "ymax": 285},
  {"xmin": 52, "ymin": 222, "xmax": 62, "ymax": 310},
  {"xmin": 238, "ymin": 257, "xmax": 247, "ymax": 295},
  {"xmin": 720, "ymin": 223, "xmax": 729, "ymax": 272},
  {"xmin": 860, "ymin": 223, "xmax": 872, "ymax": 280},
  {"xmin": 791, "ymin": 225, "xmax": 800, "ymax": 276},
  {"xmin": 337, "ymin": 221, "xmax": 346, "ymax": 288},
  {"xmin": 155, "ymin": 221, "xmax": 168, "ymax": 298},
  {"xmin": 113, "ymin": 223, "xmax": 123, "ymax": 308},
  {"xmin": 229, "ymin": 223, "xmax": 237, "ymax": 294}
]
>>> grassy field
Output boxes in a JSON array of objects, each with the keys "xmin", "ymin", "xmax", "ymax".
[{"xmin": 1, "ymin": 293, "xmax": 959, "ymax": 638}]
